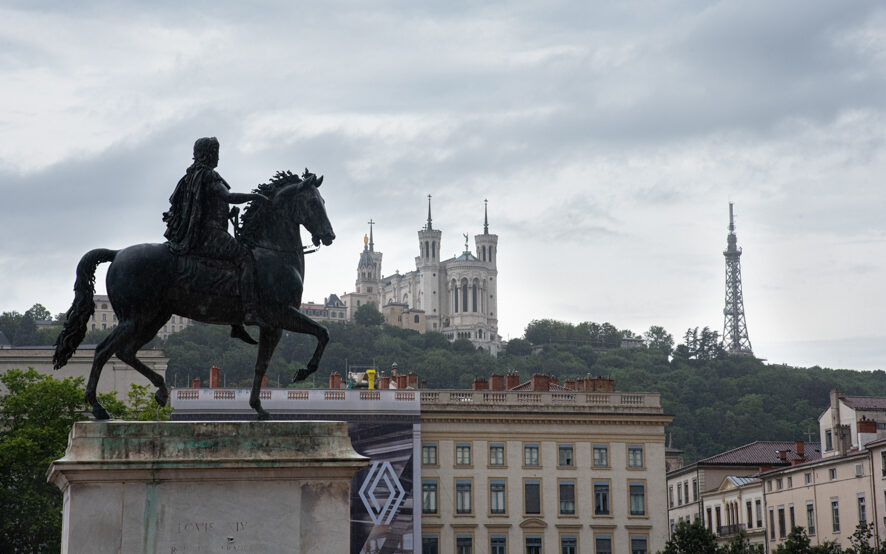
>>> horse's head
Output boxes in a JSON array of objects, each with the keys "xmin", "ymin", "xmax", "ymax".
[{"xmin": 272, "ymin": 172, "xmax": 336, "ymax": 247}]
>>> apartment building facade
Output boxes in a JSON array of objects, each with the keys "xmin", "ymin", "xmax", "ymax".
[{"xmin": 171, "ymin": 374, "xmax": 672, "ymax": 554}]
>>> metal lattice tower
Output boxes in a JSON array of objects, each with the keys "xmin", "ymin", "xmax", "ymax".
[{"xmin": 722, "ymin": 202, "xmax": 753, "ymax": 356}]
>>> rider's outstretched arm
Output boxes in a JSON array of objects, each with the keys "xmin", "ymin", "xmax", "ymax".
[{"xmin": 212, "ymin": 180, "xmax": 268, "ymax": 205}]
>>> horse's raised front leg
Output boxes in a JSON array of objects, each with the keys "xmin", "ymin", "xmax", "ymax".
[
  {"xmin": 282, "ymin": 307, "xmax": 329, "ymax": 382},
  {"xmin": 250, "ymin": 327, "xmax": 282, "ymax": 421}
]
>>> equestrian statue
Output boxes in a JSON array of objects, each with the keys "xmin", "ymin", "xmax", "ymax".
[{"xmin": 53, "ymin": 137, "xmax": 336, "ymax": 420}]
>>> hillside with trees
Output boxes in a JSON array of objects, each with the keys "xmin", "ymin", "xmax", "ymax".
[{"xmin": 4, "ymin": 304, "xmax": 885, "ymax": 463}]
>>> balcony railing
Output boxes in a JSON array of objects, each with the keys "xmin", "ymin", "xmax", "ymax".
[
  {"xmin": 718, "ymin": 524, "xmax": 746, "ymax": 537},
  {"xmin": 171, "ymin": 388, "xmax": 660, "ymax": 413}
]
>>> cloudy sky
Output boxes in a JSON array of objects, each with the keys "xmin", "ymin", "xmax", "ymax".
[{"xmin": 1, "ymin": 1, "xmax": 885, "ymax": 370}]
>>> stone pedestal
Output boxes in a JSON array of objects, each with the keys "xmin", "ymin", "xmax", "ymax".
[{"xmin": 47, "ymin": 421, "xmax": 367, "ymax": 554}]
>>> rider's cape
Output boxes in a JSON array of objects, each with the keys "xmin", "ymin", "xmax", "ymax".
[{"xmin": 163, "ymin": 164, "xmax": 230, "ymax": 255}]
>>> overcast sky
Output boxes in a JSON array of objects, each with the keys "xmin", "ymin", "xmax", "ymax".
[{"xmin": 1, "ymin": 1, "xmax": 885, "ymax": 370}]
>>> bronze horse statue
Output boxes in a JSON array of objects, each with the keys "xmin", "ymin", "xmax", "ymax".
[{"xmin": 53, "ymin": 170, "xmax": 335, "ymax": 420}]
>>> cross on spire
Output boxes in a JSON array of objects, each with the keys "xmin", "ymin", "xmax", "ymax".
[{"xmin": 426, "ymin": 194, "xmax": 433, "ymax": 230}]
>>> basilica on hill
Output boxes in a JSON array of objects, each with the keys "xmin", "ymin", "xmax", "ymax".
[{"xmin": 340, "ymin": 197, "xmax": 502, "ymax": 354}]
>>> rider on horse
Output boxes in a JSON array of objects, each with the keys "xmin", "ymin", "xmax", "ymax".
[{"xmin": 162, "ymin": 137, "xmax": 269, "ymax": 340}]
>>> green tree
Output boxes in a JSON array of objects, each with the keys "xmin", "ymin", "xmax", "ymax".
[
  {"xmin": 658, "ymin": 520, "xmax": 719, "ymax": 554},
  {"xmin": 775, "ymin": 526, "xmax": 842, "ymax": 554},
  {"xmin": 720, "ymin": 530, "xmax": 759, "ymax": 554},
  {"xmin": 354, "ymin": 303, "xmax": 384, "ymax": 326},
  {"xmin": 24, "ymin": 303, "xmax": 52, "ymax": 322},
  {"xmin": 0, "ymin": 310, "xmax": 22, "ymax": 342},
  {"xmin": 645, "ymin": 325, "xmax": 674, "ymax": 356},
  {"xmin": 0, "ymin": 368, "xmax": 88, "ymax": 552},
  {"xmin": 847, "ymin": 522, "xmax": 881, "ymax": 554},
  {"xmin": 505, "ymin": 338, "xmax": 532, "ymax": 356},
  {"xmin": 13, "ymin": 313, "xmax": 38, "ymax": 346}
]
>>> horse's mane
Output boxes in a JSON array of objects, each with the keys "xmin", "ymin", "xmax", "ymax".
[{"xmin": 239, "ymin": 170, "xmax": 302, "ymax": 240}]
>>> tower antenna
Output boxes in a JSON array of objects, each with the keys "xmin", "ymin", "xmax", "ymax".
[
  {"xmin": 722, "ymin": 202, "xmax": 753, "ymax": 356},
  {"xmin": 484, "ymin": 199, "xmax": 489, "ymax": 234}
]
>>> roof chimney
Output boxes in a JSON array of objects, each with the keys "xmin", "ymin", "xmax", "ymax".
[
  {"xmin": 192, "ymin": 378, "xmax": 201, "ymax": 388},
  {"xmin": 472, "ymin": 377, "xmax": 489, "ymax": 390},
  {"xmin": 795, "ymin": 441, "xmax": 805, "ymax": 458},
  {"xmin": 490, "ymin": 374, "xmax": 505, "ymax": 391},
  {"xmin": 505, "ymin": 372, "xmax": 520, "ymax": 390},
  {"xmin": 407, "ymin": 371, "xmax": 419, "ymax": 389},
  {"xmin": 564, "ymin": 379, "xmax": 576, "ymax": 391},
  {"xmin": 530, "ymin": 374, "xmax": 550, "ymax": 392},
  {"xmin": 777, "ymin": 449, "xmax": 788, "ymax": 461},
  {"xmin": 209, "ymin": 366, "xmax": 220, "ymax": 388},
  {"xmin": 329, "ymin": 372, "xmax": 342, "ymax": 389}
]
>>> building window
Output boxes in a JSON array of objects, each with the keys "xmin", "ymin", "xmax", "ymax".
[
  {"xmin": 630, "ymin": 536, "xmax": 648, "ymax": 554},
  {"xmin": 489, "ymin": 443, "xmax": 505, "ymax": 466},
  {"xmin": 559, "ymin": 480, "xmax": 575, "ymax": 515},
  {"xmin": 829, "ymin": 468, "xmax": 837, "ymax": 480},
  {"xmin": 524, "ymin": 480, "xmax": 541, "ymax": 515},
  {"xmin": 789, "ymin": 504, "xmax": 795, "ymax": 529},
  {"xmin": 746, "ymin": 501, "xmax": 753, "ymax": 528},
  {"xmin": 421, "ymin": 535, "xmax": 439, "ymax": 554},
  {"xmin": 490, "ymin": 535, "xmax": 506, "ymax": 554},
  {"xmin": 558, "ymin": 444, "xmax": 574, "ymax": 467},
  {"xmin": 692, "ymin": 478, "xmax": 698, "ymax": 501},
  {"xmin": 668, "ymin": 485, "xmax": 674, "ymax": 508},
  {"xmin": 525, "ymin": 535, "xmax": 542, "ymax": 554},
  {"xmin": 778, "ymin": 506, "xmax": 786, "ymax": 538},
  {"xmin": 421, "ymin": 480, "xmax": 438, "ymax": 514},
  {"xmin": 594, "ymin": 480, "xmax": 610, "ymax": 515},
  {"xmin": 490, "ymin": 480, "xmax": 506, "ymax": 515},
  {"xmin": 677, "ymin": 483, "xmax": 683, "ymax": 505},
  {"xmin": 769, "ymin": 508, "xmax": 775, "ymax": 540},
  {"xmin": 454, "ymin": 479, "xmax": 472, "ymax": 515},
  {"xmin": 805, "ymin": 472, "xmax": 812, "ymax": 484},
  {"xmin": 776, "ymin": 478, "xmax": 783, "ymax": 490},
  {"xmin": 628, "ymin": 445, "xmax": 644, "ymax": 468},
  {"xmin": 756, "ymin": 499, "xmax": 763, "ymax": 527},
  {"xmin": 456, "ymin": 535, "xmax": 472, "ymax": 554},
  {"xmin": 826, "ymin": 429, "xmax": 833, "ymax": 451},
  {"xmin": 832, "ymin": 498, "xmax": 840, "ymax": 533},
  {"xmin": 462, "ymin": 282, "xmax": 468, "ymax": 312},
  {"xmin": 858, "ymin": 494, "xmax": 866, "ymax": 524},
  {"xmin": 593, "ymin": 444, "xmax": 609, "ymax": 467},
  {"xmin": 595, "ymin": 536, "xmax": 612, "ymax": 554},
  {"xmin": 524, "ymin": 444, "xmax": 539, "ymax": 467},
  {"xmin": 807, "ymin": 502, "xmax": 816, "ymax": 535},
  {"xmin": 560, "ymin": 535, "xmax": 577, "ymax": 554},
  {"xmin": 767, "ymin": 481, "xmax": 772, "ymax": 492},
  {"xmin": 787, "ymin": 476, "xmax": 793, "ymax": 488},
  {"xmin": 422, "ymin": 443, "xmax": 437, "ymax": 466},
  {"xmin": 456, "ymin": 443, "xmax": 472, "ymax": 466},
  {"xmin": 472, "ymin": 284, "xmax": 477, "ymax": 312},
  {"xmin": 629, "ymin": 481, "xmax": 646, "ymax": 516}
]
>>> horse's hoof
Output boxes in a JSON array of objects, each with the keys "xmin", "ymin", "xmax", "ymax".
[
  {"xmin": 256, "ymin": 410, "xmax": 272, "ymax": 421},
  {"xmin": 155, "ymin": 387, "xmax": 169, "ymax": 407},
  {"xmin": 92, "ymin": 405, "xmax": 111, "ymax": 420},
  {"xmin": 293, "ymin": 368, "xmax": 310, "ymax": 382}
]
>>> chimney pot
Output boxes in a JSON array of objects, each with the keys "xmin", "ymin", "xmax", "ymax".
[
  {"xmin": 192, "ymin": 378, "xmax": 201, "ymax": 388},
  {"xmin": 209, "ymin": 366, "xmax": 221, "ymax": 388}
]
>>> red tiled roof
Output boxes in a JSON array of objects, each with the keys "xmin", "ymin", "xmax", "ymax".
[
  {"xmin": 699, "ymin": 441, "xmax": 821, "ymax": 466},
  {"xmin": 841, "ymin": 396, "xmax": 886, "ymax": 410}
]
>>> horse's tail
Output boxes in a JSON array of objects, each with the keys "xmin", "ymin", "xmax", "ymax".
[{"xmin": 53, "ymin": 248, "xmax": 118, "ymax": 369}]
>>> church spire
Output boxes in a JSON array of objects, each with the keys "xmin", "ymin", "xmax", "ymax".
[
  {"xmin": 483, "ymin": 199, "xmax": 489, "ymax": 234},
  {"xmin": 368, "ymin": 219, "xmax": 375, "ymax": 252},
  {"xmin": 426, "ymin": 194, "xmax": 433, "ymax": 231}
]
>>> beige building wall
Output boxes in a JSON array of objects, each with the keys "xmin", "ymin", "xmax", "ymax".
[
  {"xmin": 91, "ymin": 294, "xmax": 192, "ymax": 340},
  {"xmin": 762, "ymin": 452, "xmax": 874, "ymax": 553},
  {"xmin": 0, "ymin": 346, "xmax": 168, "ymax": 403},
  {"xmin": 700, "ymin": 478, "xmax": 766, "ymax": 549},
  {"xmin": 419, "ymin": 390, "xmax": 671, "ymax": 553}
]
